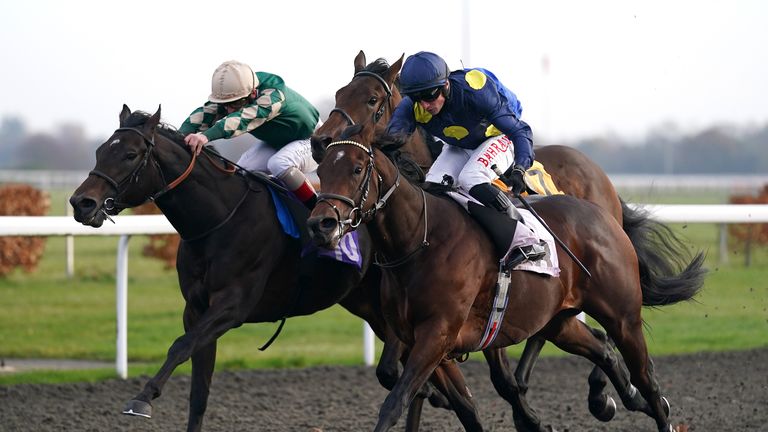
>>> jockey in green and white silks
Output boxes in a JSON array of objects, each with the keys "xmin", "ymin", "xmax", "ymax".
[
  {"xmin": 386, "ymin": 51, "xmax": 545, "ymax": 268},
  {"xmin": 180, "ymin": 60, "xmax": 321, "ymax": 208}
]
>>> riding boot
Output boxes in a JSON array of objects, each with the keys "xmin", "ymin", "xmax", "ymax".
[
  {"xmin": 469, "ymin": 183, "xmax": 546, "ymax": 269},
  {"xmin": 277, "ymin": 166, "xmax": 318, "ymax": 209},
  {"xmin": 468, "ymin": 183, "xmax": 521, "ymax": 221}
]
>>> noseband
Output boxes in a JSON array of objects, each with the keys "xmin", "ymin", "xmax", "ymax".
[
  {"xmin": 87, "ymin": 127, "xmax": 205, "ymax": 218},
  {"xmin": 329, "ymin": 71, "xmax": 393, "ymax": 127},
  {"xmin": 316, "ymin": 139, "xmax": 399, "ymax": 239},
  {"xmin": 87, "ymin": 127, "xmax": 159, "ymax": 218},
  {"xmin": 317, "ymin": 139, "xmax": 431, "ymax": 268}
]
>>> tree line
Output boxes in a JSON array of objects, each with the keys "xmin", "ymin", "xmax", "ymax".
[{"xmin": 1, "ymin": 115, "xmax": 766, "ymax": 173}]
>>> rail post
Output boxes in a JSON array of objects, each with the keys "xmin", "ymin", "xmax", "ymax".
[{"xmin": 116, "ymin": 235, "xmax": 130, "ymax": 379}]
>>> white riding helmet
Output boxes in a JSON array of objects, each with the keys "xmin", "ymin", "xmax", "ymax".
[{"xmin": 208, "ymin": 60, "xmax": 258, "ymax": 103}]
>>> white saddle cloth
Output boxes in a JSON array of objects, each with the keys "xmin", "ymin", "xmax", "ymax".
[{"xmin": 447, "ymin": 191, "xmax": 560, "ymax": 277}]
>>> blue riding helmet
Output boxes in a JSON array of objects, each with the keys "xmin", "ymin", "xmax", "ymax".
[{"xmin": 399, "ymin": 51, "xmax": 450, "ymax": 94}]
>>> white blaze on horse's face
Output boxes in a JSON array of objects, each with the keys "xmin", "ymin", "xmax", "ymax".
[
  {"xmin": 333, "ymin": 150, "xmax": 345, "ymax": 165},
  {"xmin": 109, "ymin": 138, "xmax": 120, "ymax": 147}
]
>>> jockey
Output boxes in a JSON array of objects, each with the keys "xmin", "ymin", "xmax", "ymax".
[
  {"xmin": 386, "ymin": 51, "xmax": 545, "ymax": 268},
  {"xmin": 180, "ymin": 60, "xmax": 320, "ymax": 209}
]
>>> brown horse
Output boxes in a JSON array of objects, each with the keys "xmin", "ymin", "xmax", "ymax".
[
  {"xmin": 312, "ymin": 51, "xmax": 698, "ymax": 430},
  {"xmin": 307, "ymin": 127, "xmax": 705, "ymax": 432},
  {"xmin": 69, "ymin": 106, "xmax": 487, "ymax": 432}
]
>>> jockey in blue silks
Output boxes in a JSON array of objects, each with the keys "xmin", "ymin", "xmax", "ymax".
[{"xmin": 386, "ymin": 51, "xmax": 546, "ymax": 268}]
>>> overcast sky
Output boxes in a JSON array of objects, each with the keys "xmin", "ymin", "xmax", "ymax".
[{"xmin": 1, "ymin": 0, "xmax": 766, "ymax": 143}]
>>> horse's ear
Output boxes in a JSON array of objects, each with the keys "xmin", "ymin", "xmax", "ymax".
[
  {"xmin": 143, "ymin": 105, "xmax": 161, "ymax": 136},
  {"xmin": 310, "ymin": 135, "xmax": 328, "ymax": 164},
  {"xmin": 384, "ymin": 54, "xmax": 405, "ymax": 86},
  {"xmin": 353, "ymin": 50, "xmax": 366, "ymax": 74},
  {"xmin": 119, "ymin": 104, "xmax": 131, "ymax": 127}
]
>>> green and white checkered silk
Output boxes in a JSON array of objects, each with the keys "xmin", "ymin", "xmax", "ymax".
[{"xmin": 179, "ymin": 71, "xmax": 318, "ymax": 149}]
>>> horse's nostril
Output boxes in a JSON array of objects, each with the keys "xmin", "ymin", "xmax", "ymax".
[
  {"xmin": 319, "ymin": 218, "xmax": 337, "ymax": 231},
  {"xmin": 72, "ymin": 197, "xmax": 97, "ymax": 212}
]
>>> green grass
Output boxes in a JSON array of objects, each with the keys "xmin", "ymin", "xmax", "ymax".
[{"xmin": 0, "ymin": 188, "xmax": 766, "ymax": 385}]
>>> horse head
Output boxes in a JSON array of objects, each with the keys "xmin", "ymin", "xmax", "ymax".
[
  {"xmin": 308, "ymin": 124, "xmax": 392, "ymax": 249},
  {"xmin": 311, "ymin": 51, "xmax": 403, "ymax": 163},
  {"xmin": 70, "ymin": 104, "xmax": 166, "ymax": 227}
]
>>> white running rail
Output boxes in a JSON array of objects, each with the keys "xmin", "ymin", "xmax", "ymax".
[{"xmin": 2, "ymin": 204, "xmax": 768, "ymax": 378}]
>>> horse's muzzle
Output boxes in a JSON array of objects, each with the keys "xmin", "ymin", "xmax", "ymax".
[
  {"xmin": 69, "ymin": 193, "xmax": 107, "ymax": 227},
  {"xmin": 306, "ymin": 215, "xmax": 341, "ymax": 249}
]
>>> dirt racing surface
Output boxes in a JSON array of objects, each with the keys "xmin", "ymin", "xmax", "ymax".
[{"xmin": 1, "ymin": 348, "xmax": 766, "ymax": 432}]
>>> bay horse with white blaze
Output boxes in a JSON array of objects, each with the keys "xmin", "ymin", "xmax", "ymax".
[
  {"xmin": 70, "ymin": 106, "xmax": 484, "ymax": 432},
  {"xmin": 307, "ymin": 126, "xmax": 705, "ymax": 432}
]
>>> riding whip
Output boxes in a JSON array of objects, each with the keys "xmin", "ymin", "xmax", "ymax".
[{"xmin": 491, "ymin": 164, "xmax": 592, "ymax": 278}]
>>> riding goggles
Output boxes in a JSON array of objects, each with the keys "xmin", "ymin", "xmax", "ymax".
[{"xmin": 408, "ymin": 86, "xmax": 443, "ymax": 102}]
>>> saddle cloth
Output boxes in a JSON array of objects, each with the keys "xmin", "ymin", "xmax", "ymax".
[
  {"xmin": 447, "ymin": 191, "xmax": 560, "ymax": 277},
  {"xmin": 267, "ymin": 185, "xmax": 363, "ymax": 270}
]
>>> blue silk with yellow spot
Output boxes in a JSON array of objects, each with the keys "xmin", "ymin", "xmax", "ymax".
[{"xmin": 387, "ymin": 68, "xmax": 534, "ymax": 168}]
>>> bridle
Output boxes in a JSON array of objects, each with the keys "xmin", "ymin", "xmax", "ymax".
[
  {"xmin": 329, "ymin": 71, "xmax": 393, "ymax": 127},
  {"xmin": 316, "ymin": 139, "xmax": 399, "ymax": 238},
  {"xmin": 87, "ymin": 127, "xmax": 232, "ymax": 220},
  {"xmin": 316, "ymin": 139, "xmax": 430, "ymax": 267},
  {"xmin": 87, "ymin": 127, "xmax": 165, "ymax": 220}
]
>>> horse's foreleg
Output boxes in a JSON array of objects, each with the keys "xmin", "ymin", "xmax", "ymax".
[
  {"xmin": 186, "ymin": 340, "xmax": 217, "ymax": 432},
  {"xmin": 377, "ymin": 327, "xmax": 405, "ymax": 390},
  {"xmin": 424, "ymin": 360, "xmax": 483, "ymax": 431},
  {"xmin": 404, "ymin": 396, "xmax": 424, "ymax": 432},
  {"xmin": 483, "ymin": 346, "xmax": 548, "ymax": 432},
  {"xmin": 122, "ymin": 297, "xmax": 243, "ymax": 420},
  {"xmin": 515, "ymin": 336, "xmax": 545, "ymax": 387},
  {"xmin": 373, "ymin": 332, "xmax": 455, "ymax": 432}
]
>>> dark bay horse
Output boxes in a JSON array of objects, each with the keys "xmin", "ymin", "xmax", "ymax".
[
  {"xmin": 70, "ymin": 106, "xmax": 485, "ymax": 432},
  {"xmin": 312, "ymin": 51, "xmax": 704, "ymax": 430},
  {"xmin": 307, "ymin": 129, "xmax": 705, "ymax": 432}
]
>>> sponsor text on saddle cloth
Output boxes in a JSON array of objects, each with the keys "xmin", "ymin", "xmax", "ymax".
[{"xmin": 267, "ymin": 186, "xmax": 363, "ymax": 269}]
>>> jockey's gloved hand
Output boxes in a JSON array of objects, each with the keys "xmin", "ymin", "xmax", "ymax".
[{"xmin": 509, "ymin": 165, "xmax": 527, "ymax": 196}]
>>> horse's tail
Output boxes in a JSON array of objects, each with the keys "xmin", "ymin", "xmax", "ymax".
[{"xmin": 620, "ymin": 198, "xmax": 707, "ymax": 306}]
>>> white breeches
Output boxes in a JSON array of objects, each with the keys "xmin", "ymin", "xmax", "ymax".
[
  {"xmin": 425, "ymin": 134, "xmax": 516, "ymax": 192},
  {"xmin": 236, "ymin": 121, "xmax": 322, "ymax": 176}
]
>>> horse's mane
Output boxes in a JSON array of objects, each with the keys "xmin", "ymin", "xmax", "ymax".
[
  {"xmin": 123, "ymin": 111, "xmax": 187, "ymax": 148},
  {"xmin": 373, "ymin": 133, "xmax": 428, "ymax": 185},
  {"xmin": 364, "ymin": 58, "xmax": 400, "ymax": 88},
  {"xmin": 363, "ymin": 58, "xmax": 390, "ymax": 75},
  {"xmin": 335, "ymin": 125, "xmax": 426, "ymax": 185}
]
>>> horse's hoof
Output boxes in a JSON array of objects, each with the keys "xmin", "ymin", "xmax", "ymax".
[
  {"xmin": 662, "ymin": 396, "xmax": 670, "ymax": 417},
  {"xmin": 122, "ymin": 399, "xmax": 152, "ymax": 418},
  {"xmin": 588, "ymin": 394, "xmax": 616, "ymax": 422}
]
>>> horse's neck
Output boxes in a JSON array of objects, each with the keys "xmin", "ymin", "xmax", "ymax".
[
  {"xmin": 153, "ymin": 141, "xmax": 250, "ymax": 238},
  {"xmin": 369, "ymin": 160, "xmax": 428, "ymax": 260}
]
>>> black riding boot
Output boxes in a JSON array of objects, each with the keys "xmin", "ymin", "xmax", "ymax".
[
  {"xmin": 468, "ymin": 183, "xmax": 521, "ymax": 221},
  {"xmin": 469, "ymin": 183, "xmax": 546, "ymax": 269}
]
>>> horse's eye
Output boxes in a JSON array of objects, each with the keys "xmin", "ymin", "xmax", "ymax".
[
  {"xmin": 354, "ymin": 166, "xmax": 363, "ymax": 175},
  {"xmin": 367, "ymin": 97, "xmax": 377, "ymax": 106},
  {"xmin": 125, "ymin": 152, "xmax": 138, "ymax": 161}
]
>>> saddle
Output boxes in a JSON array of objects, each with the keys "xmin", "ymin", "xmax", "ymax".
[{"xmin": 472, "ymin": 160, "xmax": 563, "ymax": 257}]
